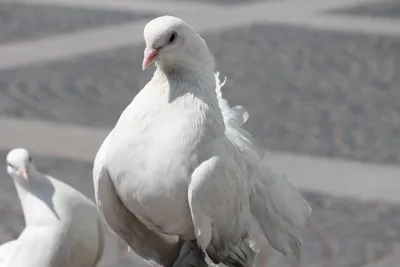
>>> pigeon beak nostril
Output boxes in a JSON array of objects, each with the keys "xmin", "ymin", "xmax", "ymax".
[
  {"xmin": 142, "ymin": 48, "xmax": 158, "ymax": 70},
  {"xmin": 19, "ymin": 167, "xmax": 29, "ymax": 181}
]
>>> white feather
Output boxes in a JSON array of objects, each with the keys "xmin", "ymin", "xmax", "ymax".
[
  {"xmin": 0, "ymin": 240, "xmax": 17, "ymax": 265},
  {"xmin": 214, "ymin": 73, "xmax": 312, "ymax": 264}
]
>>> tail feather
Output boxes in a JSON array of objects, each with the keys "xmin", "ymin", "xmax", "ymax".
[{"xmin": 214, "ymin": 72, "xmax": 312, "ymax": 264}]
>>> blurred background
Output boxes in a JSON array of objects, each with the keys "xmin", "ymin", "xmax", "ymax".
[{"xmin": 0, "ymin": 0, "xmax": 400, "ymax": 266}]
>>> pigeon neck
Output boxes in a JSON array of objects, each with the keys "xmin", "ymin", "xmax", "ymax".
[
  {"xmin": 14, "ymin": 171, "xmax": 60, "ymax": 225},
  {"xmin": 154, "ymin": 54, "xmax": 217, "ymax": 101},
  {"xmin": 151, "ymin": 49, "xmax": 225, "ymax": 133},
  {"xmin": 155, "ymin": 46, "xmax": 216, "ymax": 92}
]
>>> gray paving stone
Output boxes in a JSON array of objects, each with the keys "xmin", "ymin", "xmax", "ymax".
[
  {"xmin": 1, "ymin": 149, "xmax": 399, "ymax": 267},
  {"xmin": 299, "ymin": 192, "xmax": 400, "ymax": 267},
  {"xmin": 0, "ymin": 2, "xmax": 155, "ymax": 44},
  {"xmin": 0, "ymin": 45, "xmax": 151, "ymax": 127},
  {"xmin": 2, "ymin": 25, "xmax": 400, "ymax": 164},
  {"xmin": 329, "ymin": 0, "xmax": 400, "ymax": 19}
]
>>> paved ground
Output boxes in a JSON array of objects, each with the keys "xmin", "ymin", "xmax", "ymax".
[
  {"xmin": 0, "ymin": 2, "xmax": 155, "ymax": 44},
  {"xmin": 330, "ymin": 0, "xmax": 400, "ymax": 18},
  {"xmin": 0, "ymin": 0, "xmax": 400, "ymax": 266}
]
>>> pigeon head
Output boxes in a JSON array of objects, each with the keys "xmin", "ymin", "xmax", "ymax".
[
  {"xmin": 142, "ymin": 15, "xmax": 213, "ymax": 72},
  {"xmin": 6, "ymin": 148, "xmax": 34, "ymax": 182}
]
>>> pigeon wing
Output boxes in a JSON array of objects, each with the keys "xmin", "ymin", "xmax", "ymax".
[
  {"xmin": 188, "ymin": 144, "xmax": 253, "ymax": 267},
  {"xmin": 1, "ymin": 226, "xmax": 70, "ymax": 267},
  {"xmin": 93, "ymin": 133, "xmax": 182, "ymax": 267}
]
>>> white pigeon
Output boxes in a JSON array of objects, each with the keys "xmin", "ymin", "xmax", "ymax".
[
  {"xmin": 93, "ymin": 15, "xmax": 311, "ymax": 267},
  {"xmin": 2, "ymin": 148, "xmax": 104, "ymax": 267}
]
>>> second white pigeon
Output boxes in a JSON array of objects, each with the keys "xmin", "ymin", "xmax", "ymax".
[{"xmin": 2, "ymin": 148, "xmax": 104, "ymax": 267}]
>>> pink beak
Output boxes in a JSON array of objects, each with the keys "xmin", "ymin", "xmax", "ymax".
[
  {"xmin": 142, "ymin": 48, "xmax": 158, "ymax": 70},
  {"xmin": 19, "ymin": 167, "xmax": 29, "ymax": 181}
]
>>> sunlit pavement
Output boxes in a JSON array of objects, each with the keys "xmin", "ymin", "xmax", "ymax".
[{"xmin": 0, "ymin": 0, "xmax": 400, "ymax": 266}]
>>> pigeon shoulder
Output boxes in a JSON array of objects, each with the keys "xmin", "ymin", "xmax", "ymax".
[{"xmin": 45, "ymin": 174, "xmax": 96, "ymax": 210}]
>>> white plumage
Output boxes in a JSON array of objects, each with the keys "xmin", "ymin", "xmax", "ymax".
[
  {"xmin": 0, "ymin": 240, "xmax": 17, "ymax": 265},
  {"xmin": 2, "ymin": 148, "xmax": 104, "ymax": 267},
  {"xmin": 93, "ymin": 15, "xmax": 311, "ymax": 267}
]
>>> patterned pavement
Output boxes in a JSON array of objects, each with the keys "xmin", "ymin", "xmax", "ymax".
[
  {"xmin": 0, "ymin": 2, "xmax": 154, "ymax": 44},
  {"xmin": 330, "ymin": 0, "xmax": 400, "ymax": 18},
  {"xmin": 0, "ymin": 0, "xmax": 399, "ymax": 266}
]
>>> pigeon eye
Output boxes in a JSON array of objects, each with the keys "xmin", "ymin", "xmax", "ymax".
[
  {"xmin": 7, "ymin": 163, "xmax": 15, "ymax": 169},
  {"xmin": 28, "ymin": 156, "xmax": 32, "ymax": 162},
  {"xmin": 168, "ymin": 32, "xmax": 177, "ymax": 44}
]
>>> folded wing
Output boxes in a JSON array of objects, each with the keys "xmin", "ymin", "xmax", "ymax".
[
  {"xmin": 93, "ymin": 133, "xmax": 182, "ymax": 267},
  {"xmin": 214, "ymin": 73, "xmax": 312, "ymax": 263}
]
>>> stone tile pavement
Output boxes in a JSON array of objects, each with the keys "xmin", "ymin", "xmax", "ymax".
[{"xmin": 0, "ymin": 0, "xmax": 400, "ymax": 266}]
